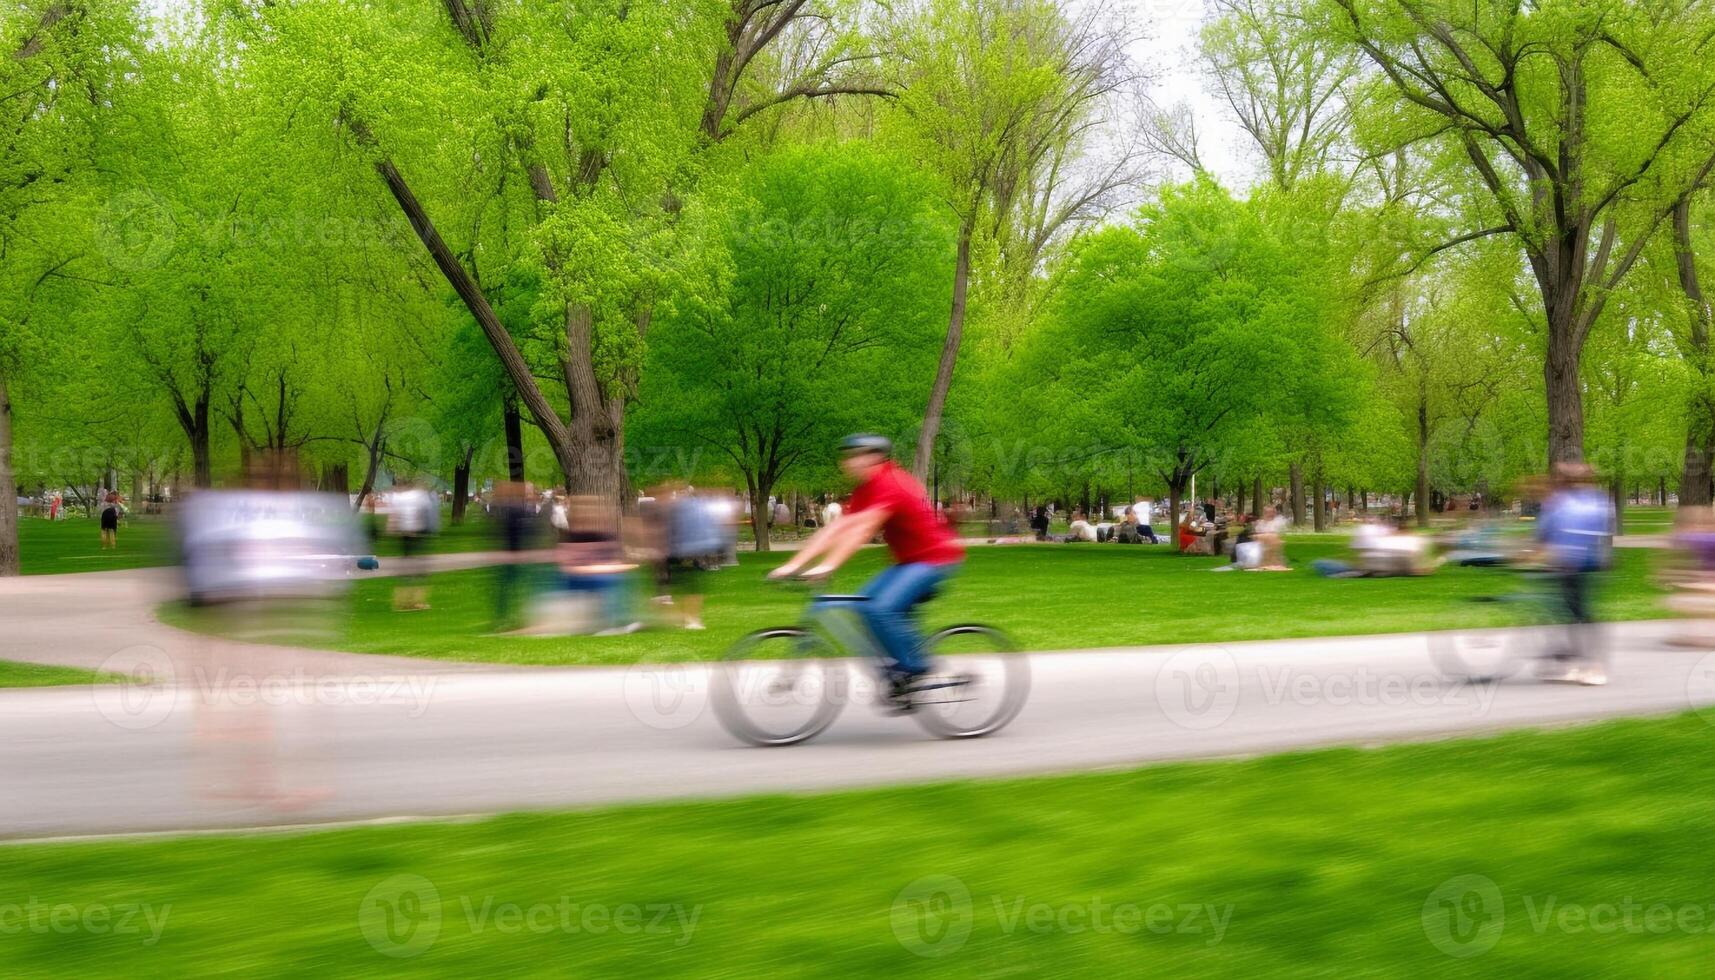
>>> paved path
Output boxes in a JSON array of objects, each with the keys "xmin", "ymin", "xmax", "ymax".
[{"xmin": 2, "ymin": 557, "xmax": 1712, "ymax": 839}]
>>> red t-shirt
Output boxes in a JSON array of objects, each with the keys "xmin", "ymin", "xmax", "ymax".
[{"xmin": 847, "ymin": 461, "xmax": 964, "ymax": 566}]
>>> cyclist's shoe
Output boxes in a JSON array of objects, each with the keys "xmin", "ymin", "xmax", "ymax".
[
  {"xmin": 884, "ymin": 672, "xmax": 924, "ymax": 714},
  {"xmin": 1570, "ymin": 664, "xmax": 1608, "ymax": 686}
]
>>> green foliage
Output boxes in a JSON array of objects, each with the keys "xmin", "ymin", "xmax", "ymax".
[
  {"xmin": 632, "ymin": 142, "xmax": 950, "ymax": 497},
  {"xmin": 1006, "ymin": 180, "xmax": 1371, "ymax": 511}
]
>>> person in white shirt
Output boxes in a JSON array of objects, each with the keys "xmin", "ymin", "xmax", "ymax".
[{"xmin": 1065, "ymin": 510, "xmax": 1098, "ymax": 542}]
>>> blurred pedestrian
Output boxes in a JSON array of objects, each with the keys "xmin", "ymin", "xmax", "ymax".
[
  {"xmin": 490, "ymin": 480, "xmax": 538, "ymax": 631},
  {"xmin": 1535, "ymin": 462, "xmax": 1615, "ymax": 684},
  {"xmin": 556, "ymin": 495, "xmax": 639, "ymax": 635},
  {"xmin": 387, "ymin": 479, "xmax": 440, "ymax": 611},
  {"xmin": 651, "ymin": 487, "xmax": 727, "ymax": 630}
]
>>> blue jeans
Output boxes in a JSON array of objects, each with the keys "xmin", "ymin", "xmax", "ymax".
[
  {"xmin": 818, "ymin": 562, "xmax": 958, "ymax": 676},
  {"xmin": 562, "ymin": 572, "xmax": 629, "ymax": 628}
]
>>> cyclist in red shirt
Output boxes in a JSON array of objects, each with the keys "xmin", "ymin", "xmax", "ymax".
[{"xmin": 769, "ymin": 434, "xmax": 963, "ymax": 701}]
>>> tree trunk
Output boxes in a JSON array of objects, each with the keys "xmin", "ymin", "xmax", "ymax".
[
  {"xmin": 1234, "ymin": 480, "xmax": 1245, "ymax": 519},
  {"xmin": 561, "ymin": 303, "xmax": 628, "ymax": 505},
  {"xmin": 1415, "ymin": 395, "xmax": 1430, "ymax": 529},
  {"xmin": 748, "ymin": 480, "xmax": 771, "ymax": 553},
  {"xmin": 1544, "ymin": 312, "xmax": 1585, "ymax": 464},
  {"xmin": 1673, "ymin": 193, "xmax": 1714, "ymax": 506},
  {"xmin": 354, "ymin": 426, "xmax": 385, "ymax": 512},
  {"xmin": 324, "ymin": 463, "xmax": 349, "ymax": 495},
  {"xmin": 0, "ymin": 371, "xmax": 18, "ymax": 576},
  {"xmin": 1167, "ymin": 481, "xmax": 1183, "ymax": 552},
  {"xmin": 367, "ymin": 147, "xmax": 581, "ymax": 489},
  {"xmin": 1288, "ymin": 463, "xmax": 1304, "ymax": 526},
  {"xmin": 1312, "ymin": 463, "xmax": 1327, "ymax": 532},
  {"xmin": 504, "ymin": 398, "xmax": 526, "ymax": 482},
  {"xmin": 190, "ymin": 411, "xmax": 212, "ymax": 488},
  {"xmin": 1252, "ymin": 475, "xmax": 1262, "ymax": 518},
  {"xmin": 914, "ymin": 218, "xmax": 975, "ymax": 480},
  {"xmin": 451, "ymin": 447, "xmax": 472, "ymax": 524}
]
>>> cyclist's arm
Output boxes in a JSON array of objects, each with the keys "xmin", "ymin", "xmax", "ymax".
[
  {"xmin": 772, "ymin": 507, "xmax": 888, "ymax": 578},
  {"xmin": 806, "ymin": 507, "xmax": 889, "ymax": 574},
  {"xmin": 772, "ymin": 519, "xmax": 845, "ymax": 576}
]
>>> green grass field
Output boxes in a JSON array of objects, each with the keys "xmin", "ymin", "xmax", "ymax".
[
  {"xmin": 15, "ymin": 511, "xmax": 512, "ymax": 576},
  {"xmin": 2, "ymin": 712, "xmax": 1709, "ymax": 978},
  {"xmin": 159, "ymin": 538, "xmax": 1669, "ymax": 667},
  {"xmin": 0, "ymin": 660, "xmax": 109, "ymax": 688}
]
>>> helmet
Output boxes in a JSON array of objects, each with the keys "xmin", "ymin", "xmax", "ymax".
[{"xmin": 838, "ymin": 433, "xmax": 893, "ymax": 457}]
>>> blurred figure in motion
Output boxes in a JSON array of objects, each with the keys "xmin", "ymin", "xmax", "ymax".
[
  {"xmin": 1314, "ymin": 516, "xmax": 1437, "ymax": 577},
  {"xmin": 1253, "ymin": 505, "xmax": 1290, "ymax": 570},
  {"xmin": 386, "ymin": 479, "xmax": 440, "ymax": 611},
  {"xmin": 1535, "ymin": 462, "xmax": 1616, "ymax": 684},
  {"xmin": 490, "ymin": 480, "xmax": 539, "ymax": 632},
  {"xmin": 175, "ymin": 450, "xmax": 359, "ymax": 809},
  {"xmin": 654, "ymin": 486, "xmax": 728, "ymax": 630},
  {"xmin": 1665, "ymin": 505, "xmax": 1715, "ymax": 647},
  {"xmin": 179, "ymin": 451, "xmax": 364, "ymax": 608},
  {"xmin": 99, "ymin": 490, "xmax": 124, "ymax": 549},
  {"xmin": 548, "ymin": 495, "xmax": 640, "ymax": 636}
]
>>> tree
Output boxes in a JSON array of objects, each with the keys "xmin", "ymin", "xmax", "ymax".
[
  {"xmin": 257, "ymin": 0, "xmax": 885, "ymax": 506},
  {"xmin": 888, "ymin": 0, "xmax": 1135, "ymax": 479},
  {"xmin": 0, "ymin": 1, "xmax": 129, "ymax": 574},
  {"xmin": 1328, "ymin": 0, "xmax": 1715, "ymax": 463},
  {"xmin": 1015, "ymin": 179, "xmax": 1365, "ymax": 535},
  {"xmin": 633, "ymin": 143, "xmax": 949, "ymax": 549}
]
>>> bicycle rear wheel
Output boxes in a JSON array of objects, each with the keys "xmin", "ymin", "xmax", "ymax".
[
  {"xmin": 909, "ymin": 625, "xmax": 1030, "ymax": 739},
  {"xmin": 711, "ymin": 628, "xmax": 848, "ymax": 746}
]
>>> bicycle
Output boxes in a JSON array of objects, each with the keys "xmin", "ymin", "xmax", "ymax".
[
  {"xmin": 1429, "ymin": 567, "xmax": 1602, "ymax": 683},
  {"xmin": 710, "ymin": 579, "xmax": 1031, "ymax": 746}
]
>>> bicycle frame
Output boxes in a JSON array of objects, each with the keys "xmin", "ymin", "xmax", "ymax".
[{"xmin": 799, "ymin": 597, "xmax": 888, "ymax": 666}]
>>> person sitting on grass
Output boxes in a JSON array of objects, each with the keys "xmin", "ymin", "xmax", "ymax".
[
  {"xmin": 1064, "ymin": 509, "xmax": 1098, "ymax": 542},
  {"xmin": 1252, "ymin": 505, "xmax": 1291, "ymax": 570}
]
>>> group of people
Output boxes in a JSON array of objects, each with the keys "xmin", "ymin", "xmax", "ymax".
[
  {"xmin": 1056, "ymin": 504, "xmax": 1161, "ymax": 544},
  {"xmin": 491, "ymin": 483, "xmax": 736, "ymax": 636}
]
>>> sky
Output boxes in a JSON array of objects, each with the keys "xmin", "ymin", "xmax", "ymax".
[{"xmin": 1119, "ymin": 0, "xmax": 1251, "ymax": 186}]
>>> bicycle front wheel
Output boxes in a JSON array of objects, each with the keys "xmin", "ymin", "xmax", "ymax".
[
  {"xmin": 910, "ymin": 625, "xmax": 1030, "ymax": 739},
  {"xmin": 711, "ymin": 628, "xmax": 848, "ymax": 746}
]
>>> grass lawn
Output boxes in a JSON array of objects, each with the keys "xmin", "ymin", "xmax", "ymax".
[
  {"xmin": 0, "ymin": 660, "xmax": 109, "ymax": 688},
  {"xmin": 2, "ymin": 712, "xmax": 1709, "ymax": 977},
  {"xmin": 159, "ymin": 537, "xmax": 1670, "ymax": 667},
  {"xmin": 1621, "ymin": 504, "xmax": 1675, "ymax": 536},
  {"xmin": 15, "ymin": 510, "xmax": 510, "ymax": 576}
]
